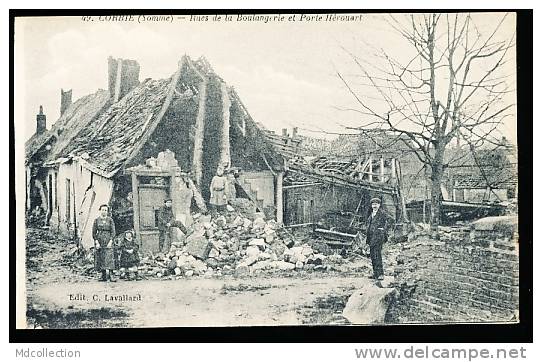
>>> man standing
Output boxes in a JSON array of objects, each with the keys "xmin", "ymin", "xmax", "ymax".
[
  {"xmin": 157, "ymin": 199, "xmax": 189, "ymax": 254},
  {"xmin": 366, "ymin": 197, "xmax": 392, "ymax": 281}
]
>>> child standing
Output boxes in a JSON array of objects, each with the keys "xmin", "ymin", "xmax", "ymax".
[
  {"xmin": 209, "ymin": 165, "xmax": 229, "ymax": 216},
  {"xmin": 118, "ymin": 230, "xmax": 141, "ymax": 281}
]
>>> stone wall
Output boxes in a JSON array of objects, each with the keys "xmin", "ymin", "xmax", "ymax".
[{"xmin": 388, "ymin": 217, "xmax": 519, "ymax": 323}]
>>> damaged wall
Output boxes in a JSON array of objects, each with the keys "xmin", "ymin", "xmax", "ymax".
[
  {"xmin": 78, "ymin": 173, "xmax": 114, "ymax": 249},
  {"xmin": 129, "ymin": 95, "xmax": 199, "ymax": 172},
  {"xmin": 201, "ymin": 75, "xmax": 227, "ymax": 201},
  {"xmin": 389, "ymin": 224, "xmax": 519, "ymax": 323},
  {"xmin": 49, "ymin": 160, "xmax": 114, "ymax": 248},
  {"xmin": 229, "ymin": 92, "xmax": 282, "ymax": 174},
  {"xmin": 50, "ymin": 162, "xmax": 76, "ymax": 236},
  {"xmin": 128, "ymin": 66, "xmax": 279, "ymax": 204},
  {"xmin": 284, "ymin": 183, "xmax": 397, "ymax": 227}
]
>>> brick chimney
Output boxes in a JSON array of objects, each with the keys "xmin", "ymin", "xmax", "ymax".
[
  {"xmin": 60, "ymin": 89, "xmax": 72, "ymax": 116},
  {"xmin": 108, "ymin": 56, "xmax": 140, "ymax": 102},
  {"xmin": 36, "ymin": 105, "xmax": 46, "ymax": 135}
]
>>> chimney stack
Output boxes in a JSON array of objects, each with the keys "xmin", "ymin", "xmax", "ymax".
[
  {"xmin": 292, "ymin": 127, "xmax": 298, "ymax": 138},
  {"xmin": 108, "ymin": 56, "xmax": 140, "ymax": 102},
  {"xmin": 60, "ymin": 89, "xmax": 72, "ymax": 116},
  {"xmin": 36, "ymin": 105, "xmax": 46, "ymax": 135},
  {"xmin": 282, "ymin": 128, "xmax": 288, "ymax": 137}
]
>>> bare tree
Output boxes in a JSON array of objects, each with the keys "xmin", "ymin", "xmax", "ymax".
[{"xmin": 337, "ymin": 13, "xmax": 516, "ymax": 229}]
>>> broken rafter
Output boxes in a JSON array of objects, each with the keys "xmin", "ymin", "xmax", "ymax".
[
  {"xmin": 123, "ymin": 68, "xmax": 183, "ymax": 176},
  {"xmin": 192, "ymin": 78, "xmax": 208, "ymax": 187},
  {"xmin": 288, "ymin": 166, "xmax": 397, "ymax": 194},
  {"xmin": 283, "ymin": 182, "xmax": 324, "ymax": 189}
]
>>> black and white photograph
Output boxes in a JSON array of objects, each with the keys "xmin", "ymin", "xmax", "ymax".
[{"xmin": 13, "ymin": 11, "xmax": 526, "ymax": 332}]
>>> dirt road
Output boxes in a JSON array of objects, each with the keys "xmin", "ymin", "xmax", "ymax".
[
  {"xmin": 25, "ymin": 228, "xmax": 392, "ymax": 328},
  {"xmin": 29, "ymin": 275, "xmax": 379, "ymax": 328}
]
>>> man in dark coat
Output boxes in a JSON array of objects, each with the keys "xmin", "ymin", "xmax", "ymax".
[
  {"xmin": 366, "ymin": 197, "xmax": 393, "ymax": 281},
  {"xmin": 157, "ymin": 199, "xmax": 189, "ymax": 253}
]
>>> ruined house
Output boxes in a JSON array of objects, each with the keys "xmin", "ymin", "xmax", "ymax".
[
  {"xmin": 292, "ymin": 130, "xmax": 518, "ymax": 225},
  {"xmin": 25, "ymin": 55, "xmax": 284, "ymax": 252},
  {"xmin": 447, "ymin": 146, "xmax": 518, "ymax": 203},
  {"xmin": 25, "ymin": 89, "xmax": 110, "ymax": 216},
  {"xmin": 296, "ymin": 131, "xmax": 426, "ymax": 204},
  {"xmin": 264, "ymin": 128, "xmax": 408, "ymax": 237}
]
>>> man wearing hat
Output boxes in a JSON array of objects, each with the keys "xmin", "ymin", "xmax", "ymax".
[
  {"xmin": 366, "ymin": 197, "xmax": 392, "ymax": 281},
  {"xmin": 157, "ymin": 198, "xmax": 189, "ymax": 253}
]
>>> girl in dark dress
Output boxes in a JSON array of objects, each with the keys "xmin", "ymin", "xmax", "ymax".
[
  {"xmin": 92, "ymin": 204, "xmax": 117, "ymax": 281},
  {"xmin": 118, "ymin": 230, "xmax": 141, "ymax": 280}
]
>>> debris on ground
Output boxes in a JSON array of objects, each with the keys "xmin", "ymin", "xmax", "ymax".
[
  {"xmin": 26, "ymin": 228, "xmax": 94, "ymax": 285},
  {"xmin": 26, "ymin": 203, "xmax": 389, "ymax": 283},
  {"xmin": 138, "ymin": 207, "xmax": 354, "ymax": 279}
]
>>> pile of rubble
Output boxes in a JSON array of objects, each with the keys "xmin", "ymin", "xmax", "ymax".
[{"xmin": 138, "ymin": 209, "xmax": 339, "ymax": 279}]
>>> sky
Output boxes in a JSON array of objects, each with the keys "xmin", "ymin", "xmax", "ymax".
[{"xmin": 15, "ymin": 13, "xmax": 517, "ymax": 144}]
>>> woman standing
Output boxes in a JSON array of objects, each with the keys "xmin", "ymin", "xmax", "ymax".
[{"xmin": 92, "ymin": 204, "xmax": 117, "ymax": 282}]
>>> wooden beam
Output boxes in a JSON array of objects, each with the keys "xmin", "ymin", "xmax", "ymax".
[
  {"xmin": 283, "ymin": 182, "xmax": 323, "ymax": 189},
  {"xmin": 192, "ymin": 78, "xmax": 208, "ymax": 188},
  {"xmin": 276, "ymin": 171, "xmax": 284, "ymax": 224},
  {"xmin": 391, "ymin": 158, "xmax": 397, "ymax": 186},
  {"xmin": 284, "ymin": 222, "xmax": 314, "ymax": 228},
  {"xmin": 219, "ymin": 82, "xmax": 231, "ymax": 168},
  {"xmin": 289, "ymin": 166, "xmax": 396, "ymax": 194},
  {"xmin": 380, "ymin": 156, "xmax": 385, "ymax": 183},
  {"xmin": 350, "ymin": 196, "xmax": 364, "ymax": 227},
  {"xmin": 131, "ymin": 172, "xmax": 141, "ymax": 248},
  {"xmin": 313, "ymin": 228, "xmax": 357, "ymax": 238},
  {"xmin": 394, "ymin": 160, "xmax": 409, "ymax": 222},
  {"xmin": 368, "ymin": 156, "xmax": 373, "ymax": 182}
]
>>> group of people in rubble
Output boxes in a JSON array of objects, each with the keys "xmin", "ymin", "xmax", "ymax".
[
  {"xmin": 92, "ymin": 166, "xmax": 229, "ymax": 282},
  {"xmin": 92, "ymin": 204, "xmax": 141, "ymax": 282},
  {"xmin": 92, "ymin": 164, "xmax": 392, "ymax": 284}
]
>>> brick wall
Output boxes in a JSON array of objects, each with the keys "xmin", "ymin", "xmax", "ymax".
[{"xmin": 388, "ymin": 225, "xmax": 519, "ymax": 323}]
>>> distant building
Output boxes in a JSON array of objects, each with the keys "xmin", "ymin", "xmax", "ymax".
[{"xmin": 447, "ymin": 146, "xmax": 517, "ymax": 203}]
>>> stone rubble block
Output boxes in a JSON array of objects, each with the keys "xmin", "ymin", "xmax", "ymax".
[
  {"xmin": 248, "ymin": 238, "xmax": 267, "ymax": 250},
  {"xmin": 245, "ymin": 245, "xmax": 261, "ymax": 258},
  {"xmin": 185, "ymin": 235, "xmax": 211, "ymax": 260}
]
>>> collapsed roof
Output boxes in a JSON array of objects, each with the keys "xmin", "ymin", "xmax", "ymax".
[
  {"xmin": 25, "ymin": 90, "xmax": 110, "ymax": 164},
  {"xmin": 33, "ymin": 55, "xmax": 283, "ymax": 178}
]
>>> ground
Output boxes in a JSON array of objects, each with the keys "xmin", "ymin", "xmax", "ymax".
[{"xmin": 25, "ymin": 228, "xmax": 398, "ymax": 328}]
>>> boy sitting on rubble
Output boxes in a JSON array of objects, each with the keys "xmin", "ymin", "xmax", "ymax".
[{"xmin": 118, "ymin": 230, "xmax": 141, "ymax": 280}]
